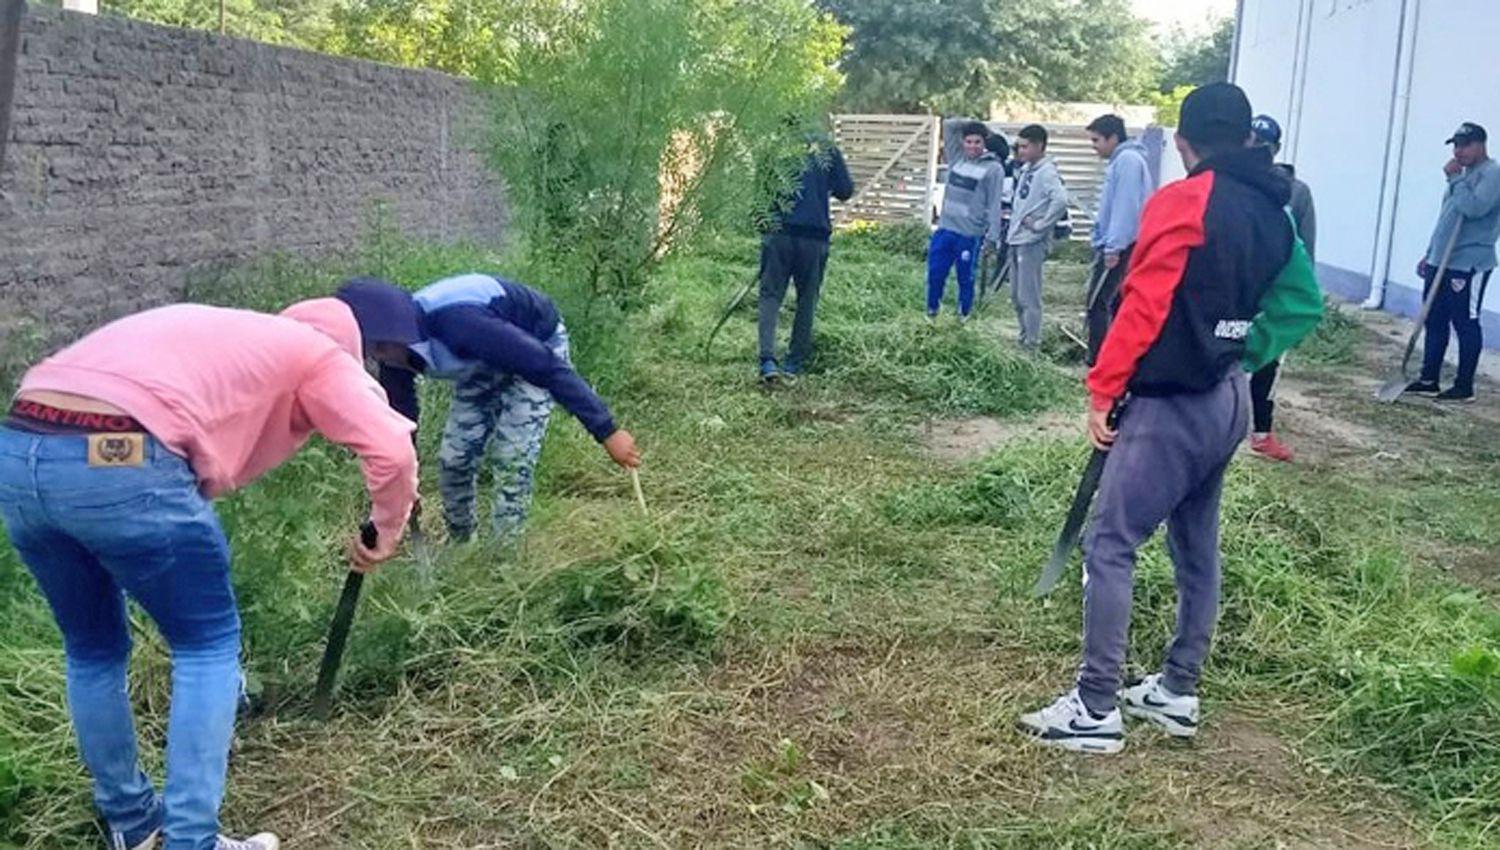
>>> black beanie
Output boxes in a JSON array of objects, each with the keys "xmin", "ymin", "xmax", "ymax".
[
  {"xmin": 1179, "ymin": 82, "xmax": 1253, "ymax": 148},
  {"xmin": 334, "ymin": 278, "xmax": 422, "ymax": 348}
]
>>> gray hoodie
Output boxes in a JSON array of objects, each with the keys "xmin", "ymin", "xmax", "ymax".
[
  {"xmin": 1007, "ymin": 156, "xmax": 1069, "ymax": 247},
  {"xmin": 1425, "ymin": 157, "xmax": 1500, "ymax": 272},
  {"xmin": 938, "ymin": 151, "xmax": 1006, "ymax": 241},
  {"xmin": 1090, "ymin": 138, "xmax": 1152, "ymax": 253}
]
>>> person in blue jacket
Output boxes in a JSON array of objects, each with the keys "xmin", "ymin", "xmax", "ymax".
[{"xmin": 335, "ymin": 276, "xmax": 640, "ymax": 543}]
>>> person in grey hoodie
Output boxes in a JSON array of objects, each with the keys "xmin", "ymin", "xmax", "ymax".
[
  {"xmin": 928, "ymin": 119, "xmax": 1006, "ymax": 322},
  {"xmin": 1006, "ymin": 124, "xmax": 1070, "ymax": 351},
  {"xmin": 1407, "ymin": 122, "xmax": 1500, "ymax": 403},
  {"xmin": 1084, "ymin": 114, "xmax": 1153, "ymax": 365}
]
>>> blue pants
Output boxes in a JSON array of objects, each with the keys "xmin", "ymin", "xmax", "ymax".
[
  {"xmin": 1420, "ymin": 266, "xmax": 1492, "ymax": 394},
  {"xmin": 926, "ymin": 228, "xmax": 980, "ymax": 317},
  {"xmin": 0, "ymin": 428, "xmax": 239, "ymax": 850}
]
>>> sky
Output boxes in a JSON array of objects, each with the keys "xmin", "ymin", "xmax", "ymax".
[{"xmin": 1132, "ymin": 0, "xmax": 1236, "ymax": 35}]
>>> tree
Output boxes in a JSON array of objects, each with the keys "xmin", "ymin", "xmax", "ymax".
[
  {"xmin": 487, "ymin": 0, "xmax": 846, "ymax": 302},
  {"xmin": 817, "ymin": 0, "xmax": 1156, "ymax": 115},
  {"xmin": 1157, "ymin": 16, "xmax": 1234, "ymax": 92}
]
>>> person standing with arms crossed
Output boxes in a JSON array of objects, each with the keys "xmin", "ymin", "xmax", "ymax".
[
  {"xmin": 1006, "ymin": 124, "xmax": 1070, "ymax": 352},
  {"xmin": 1084, "ymin": 114, "xmax": 1154, "ymax": 365},
  {"xmin": 1405, "ymin": 122, "xmax": 1500, "ymax": 403}
]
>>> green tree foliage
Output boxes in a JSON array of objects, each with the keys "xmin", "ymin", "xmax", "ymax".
[
  {"xmin": 818, "ymin": 0, "xmax": 1156, "ymax": 115},
  {"xmin": 486, "ymin": 0, "xmax": 846, "ymax": 303},
  {"xmin": 1156, "ymin": 16, "xmax": 1235, "ymax": 92}
]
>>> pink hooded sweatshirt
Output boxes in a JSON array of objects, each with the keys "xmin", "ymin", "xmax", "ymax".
[{"xmin": 19, "ymin": 299, "xmax": 418, "ymax": 542}]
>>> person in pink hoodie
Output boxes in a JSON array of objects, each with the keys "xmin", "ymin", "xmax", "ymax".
[{"xmin": 0, "ymin": 298, "xmax": 418, "ymax": 850}]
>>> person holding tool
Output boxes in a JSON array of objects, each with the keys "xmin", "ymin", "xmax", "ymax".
[
  {"xmin": 1016, "ymin": 83, "xmax": 1322, "ymax": 754},
  {"xmin": 334, "ymin": 276, "xmax": 640, "ymax": 544},
  {"xmin": 0, "ymin": 299, "xmax": 418, "ymax": 849},
  {"xmin": 1405, "ymin": 122, "xmax": 1500, "ymax": 403},
  {"xmin": 1005, "ymin": 124, "xmax": 1070, "ymax": 352},
  {"xmin": 1084, "ymin": 113, "xmax": 1154, "ymax": 365},
  {"xmin": 756, "ymin": 127, "xmax": 855, "ymax": 383}
]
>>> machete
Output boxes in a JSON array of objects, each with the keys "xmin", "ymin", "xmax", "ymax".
[
  {"xmin": 1032, "ymin": 403, "xmax": 1123, "ymax": 598},
  {"xmin": 312, "ymin": 521, "xmax": 376, "ymax": 719},
  {"xmin": 1376, "ymin": 225, "xmax": 1461, "ymax": 403},
  {"xmin": 704, "ymin": 272, "xmax": 758, "ymax": 355}
]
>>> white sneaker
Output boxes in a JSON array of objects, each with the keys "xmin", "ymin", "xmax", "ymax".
[
  {"xmin": 1121, "ymin": 673, "xmax": 1200, "ymax": 737},
  {"xmin": 117, "ymin": 830, "xmax": 158, "ymax": 850},
  {"xmin": 216, "ymin": 834, "xmax": 280, "ymax": 850},
  {"xmin": 1016, "ymin": 689, "xmax": 1125, "ymax": 754}
]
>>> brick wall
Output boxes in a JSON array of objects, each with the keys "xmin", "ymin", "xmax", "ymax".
[{"xmin": 0, "ymin": 1, "xmax": 506, "ymax": 353}]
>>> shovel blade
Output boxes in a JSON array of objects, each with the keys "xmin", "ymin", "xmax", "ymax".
[{"xmin": 1375, "ymin": 376, "xmax": 1408, "ymax": 404}]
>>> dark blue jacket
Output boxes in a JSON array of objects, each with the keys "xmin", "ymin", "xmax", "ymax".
[
  {"xmin": 377, "ymin": 275, "xmax": 616, "ymax": 442},
  {"xmin": 768, "ymin": 142, "xmax": 855, "ymax": 241}
]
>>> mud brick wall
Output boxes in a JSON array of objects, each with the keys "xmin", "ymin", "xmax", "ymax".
[{"xmin": 0, "ymin": 1, "xmax": 505, "ymax": 354}]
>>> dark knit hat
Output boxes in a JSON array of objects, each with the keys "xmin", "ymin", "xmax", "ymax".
[
  {"xmin": 1179, "ymin": 83, "xmax": 1253, "ymax": 148},
  {"xmin": 334, "ymin": 277, "xmax": 421, "ymax": 347}
]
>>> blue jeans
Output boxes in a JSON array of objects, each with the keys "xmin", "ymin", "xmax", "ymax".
[
  {"xmin": 0, "ymin": 427, "xmax": 239, "ymax": 850},
  {"xmin": 926, "ymin": 228, "xmax": 981, "ymax": 317}
]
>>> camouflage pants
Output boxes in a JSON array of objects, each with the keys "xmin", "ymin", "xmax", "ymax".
[{"xmin": 438, "ymin": 324, "xmax": 569, "ymax": 542}]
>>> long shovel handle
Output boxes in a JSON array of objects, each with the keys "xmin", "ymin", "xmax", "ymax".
[{"xmin": 311, "ymin": 522, "xmax": 376, "ymax": 719}]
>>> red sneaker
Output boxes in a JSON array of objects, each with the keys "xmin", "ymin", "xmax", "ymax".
[{"xmin": 1250, "ymin": 433, "xmax": 1294, "ymax": 462}]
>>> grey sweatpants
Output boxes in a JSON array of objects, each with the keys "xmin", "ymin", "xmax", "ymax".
[
  {"xmin": 1007, "ymin": 241, "xmax": 1047, "ymax": 350},
  {"xmin": 1076, "ymin": 372, "xmax": 1250, "ymax": 715}
]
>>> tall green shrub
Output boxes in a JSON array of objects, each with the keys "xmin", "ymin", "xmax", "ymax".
[{"xmin": 484, "ymin": 0, "xmax": 845, "ymax": 304}]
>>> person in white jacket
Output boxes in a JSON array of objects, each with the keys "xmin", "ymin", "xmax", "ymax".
[{"xmin": 1005, "ymin": 124, "xmax": 1070, "ymax": 351}]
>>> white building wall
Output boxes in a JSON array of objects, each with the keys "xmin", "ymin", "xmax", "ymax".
[
  {"xmin": 1234, "ymin": 0, "xmax": 1500, "ymax": 343},
  {"xmin": 1385, "ymin": 0, "xmax": 1500, "ymax": 319}
]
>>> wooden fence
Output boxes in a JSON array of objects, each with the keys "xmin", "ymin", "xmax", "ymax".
[
  {"xmin": 830, "ymin": 113, "xmax": 1163, "ymax": 240},
  {"xmin": 830, "ymin": 114, "xmax": 939, "ymax": 226}
]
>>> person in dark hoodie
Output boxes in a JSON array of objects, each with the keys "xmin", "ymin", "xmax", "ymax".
[
  {"xmin": 335, "ymin": 277, "xmax": 640, "ymax": 544},
  {"xmin": 756, "ymin": 132, "xmax": 855, "ymax": 382},
  {"xmin": 1016, "ymin": 84, "xmax": 1323, "ymax": 754},
  {"xmin": 1246, "ymin": 114, "xmax": 1319, "ymax": 462}
]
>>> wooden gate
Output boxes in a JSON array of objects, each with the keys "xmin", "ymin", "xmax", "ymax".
[{"xmin": 830, "ymin": 114, "xmax": 940, "ymax": 226}]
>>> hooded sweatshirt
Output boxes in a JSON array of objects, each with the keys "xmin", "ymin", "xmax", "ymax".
[
  {"xmin": 1091, "ymin": 138, "xmax": 1153, "ymax": 253},
  {"xmin": 1424, "ymin": 157, "xmax": 1500, "ymax": 272},
  {"xmin": 765, "ymin": 140, "xmax": 856, "ymax": 241},
  {"xmin": 341, "ymin": 276, "xmax": 617, "ymax": 443},
  {"xmin": 1087, "ymin": 146, "xmax": 1323, "ymax": 410},
  {"xmin": 938, "ymin": 119, "xmax": 1007, "ymax": 241},
  {"xmin": 18, "ymin": 301, "xmax": 419, "ymax": 542},
  {"xmin": 1007, "ymin": 156, "xmax": 1069, "ymax": 247},
  {"xmin": 1278, "ymin": 164, "xmax": 1318, "ymax": 262}
]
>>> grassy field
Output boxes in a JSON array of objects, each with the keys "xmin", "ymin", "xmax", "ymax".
[{"xmin": 2, "ymin": 228, "xmax": 1498, "ymax": 848}]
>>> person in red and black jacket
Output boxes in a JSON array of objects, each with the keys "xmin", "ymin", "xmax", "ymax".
[{"xmin": 1018, "ymin": 83, "xmax": 1323, "ymax": 755}]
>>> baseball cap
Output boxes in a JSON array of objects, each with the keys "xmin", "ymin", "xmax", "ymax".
[
  {"xmin": 335, "ymin": 277, "xmax": 422, "ymax": 347},
  {"xmin": 1179, "ymin": 83, "xmax": 1253, "ymax": 148},
  {"xmin": 1446, "ymin": 122, "xmax": 1487, "ymax": 146},
  {"xmin": 1250, "ymin": 115, "xmax": 1283, "ymax": 149}
]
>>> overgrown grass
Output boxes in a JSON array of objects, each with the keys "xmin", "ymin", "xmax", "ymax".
[{"xmin": 2, "ymin": 226, "xmax": 1498, "ymax": 848}]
